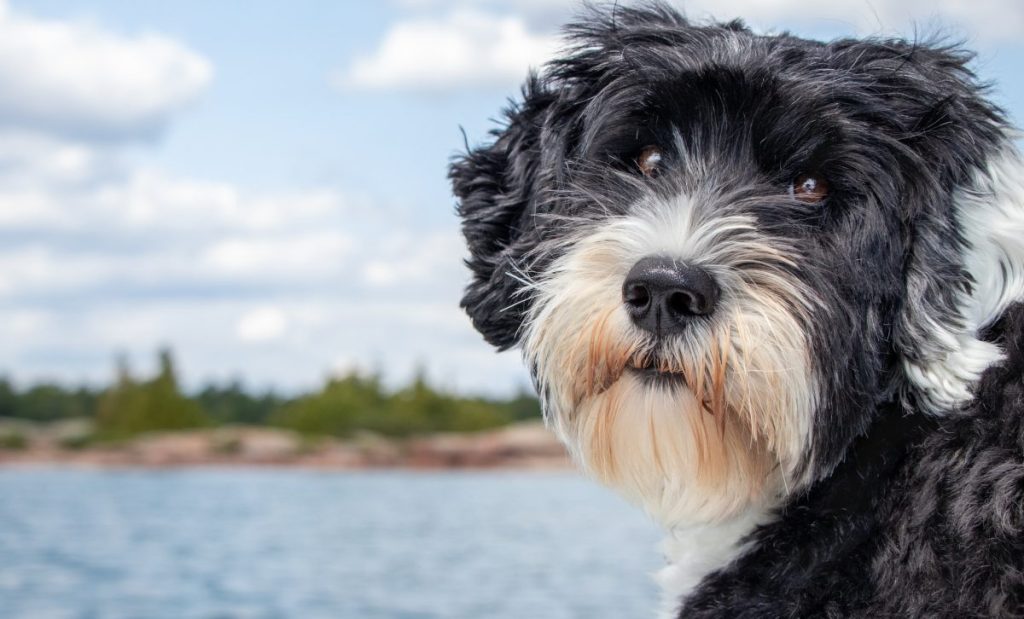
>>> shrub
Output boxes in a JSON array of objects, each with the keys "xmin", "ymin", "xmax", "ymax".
[{"xmin": 0, "ymin": 430, "xmax": 27, "ymax": 450}]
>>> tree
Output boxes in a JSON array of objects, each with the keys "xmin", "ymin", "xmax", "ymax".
[
  {"xmin": 197, "ymin": 381, "xmax": 285, "ymax": 425},
  {"xmin": 0, "ymin": 377, "xmax": 17, "ymax": 418},
  {"xmin": 95, "ymin": 350, "xmax": 208, "ymax": 439},
  {"xmin": 273, "ymin": 372, "xmax": 383, "ymax": 436}
]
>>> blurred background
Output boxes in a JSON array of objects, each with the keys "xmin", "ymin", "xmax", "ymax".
[{"xmin": 0, "ymin": 1, "xmax": 1021, "ymax": 618}]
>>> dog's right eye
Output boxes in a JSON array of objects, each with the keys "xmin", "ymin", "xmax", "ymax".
[{"xmin": 636, "ymin": 146, "xmax": 663, "ymax": 178}]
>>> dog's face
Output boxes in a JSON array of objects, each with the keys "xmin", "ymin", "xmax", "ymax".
[{"xmin": 452, "ymin": 5, "xmax": 1020, "ymax": 526}]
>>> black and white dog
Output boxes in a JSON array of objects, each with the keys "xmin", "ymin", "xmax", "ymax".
[{"xmin": 451, "ymin": 3, "xmax": 1024, "ymax": 617}]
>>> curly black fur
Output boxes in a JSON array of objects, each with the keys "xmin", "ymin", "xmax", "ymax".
[
  {"xmin": 450, "ymin": 3, "xmax": 1024, "ymax": 616},
  {"xmin": 681, "ymin": 304, "xmax": 1024, "ymax": 617}
]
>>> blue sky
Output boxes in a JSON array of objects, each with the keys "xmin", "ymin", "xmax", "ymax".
[{"xmin": 1, "ymin": 0, "xmax": 1023, "ymax": 395}]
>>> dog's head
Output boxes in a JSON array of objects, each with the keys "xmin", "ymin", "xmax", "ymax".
[{"xmin": 451, "ymin": 4, "xmax": 1024, "ymax": 526}]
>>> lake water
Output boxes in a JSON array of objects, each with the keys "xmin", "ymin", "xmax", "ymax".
[{"xmin": 0, "ymin": 469, "xmax": 663, "ymax": 619}]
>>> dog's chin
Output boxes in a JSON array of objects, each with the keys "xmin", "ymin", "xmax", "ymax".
[{"xmin": 568, "ymin": 366, "xmax": 779, "ymax": 527}]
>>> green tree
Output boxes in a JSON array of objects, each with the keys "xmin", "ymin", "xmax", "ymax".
[
  {"xmin": 0, "ymin": 377, "xmax": 17, "ymax": 418},
  {"xmin": 0, "ymin": 348, "xmax": 543, "ymax": 438},
  {"xmin": 273, "ymin": 367, "xmax": 526, "ymax": 438},
  {"xmin": 0, "ymin": 376, "xmax": 99, "ymax": 421},
  {"xmin": 388, "ymin": 369, "xmax": 510, "ymax": 434},
  {"xmin": 18, "ymin": 384, "xmax": 95, "ymax": 421},
  {"xmin": 272, "ymin": 372, "xmax": 389, "ymax": 436},
  {"xmin": 95, "ymin": 350, "xmax": 208, "ymax": 439},
  {"xmin": 500, "ymin": 388, "xmax": 543, "ymax": 421},
  {"xmin": 197, "ymin": 381, "xmax": 286, "ymax": 425}
]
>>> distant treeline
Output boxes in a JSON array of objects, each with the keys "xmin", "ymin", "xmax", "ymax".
[{"xmin": 0, "ymin": 349, "xmax": 541, "ymax": 440}]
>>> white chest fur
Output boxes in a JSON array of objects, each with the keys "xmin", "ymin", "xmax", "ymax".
[{"xmin": 654, "ymin": 508, "xmax": 771, "ymax": 618}]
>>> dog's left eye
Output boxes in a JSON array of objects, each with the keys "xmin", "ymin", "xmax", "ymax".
[
  {"xmin": 636, "ymin": 146, "xmax": 663, "ymax": 177},
  {"xmin": 789, "ymin": 173, "xmax": 830, "ymax": 203}
]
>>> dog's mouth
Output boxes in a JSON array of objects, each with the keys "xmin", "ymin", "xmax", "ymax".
[
  {"xmin": 626, "ymin": 355, "xmax": 687, "ymax": 387},
  {"xmin": 626, "ymin": 355, "xmax": 725, "ymax": 417}
]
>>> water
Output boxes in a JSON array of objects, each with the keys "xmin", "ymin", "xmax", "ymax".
[{"xmin": 0, "ymin": 469, "xmax": 663, "ymax": 619}]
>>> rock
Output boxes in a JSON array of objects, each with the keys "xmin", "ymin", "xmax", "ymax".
[
  {"xmin": 0, "ymin": 420, "xmax": 571, "ymax": 470},
  {"xmin": 405, "ymin": 422, "xmax": 569, "ymax": 468}
]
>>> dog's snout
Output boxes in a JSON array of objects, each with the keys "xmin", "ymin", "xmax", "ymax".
[{"xmin": 622, "ymin": 256, "xmax": 719, "ymax": 335}]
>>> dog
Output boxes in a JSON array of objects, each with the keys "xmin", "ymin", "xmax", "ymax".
[{"xmin": 450, "ymin": 3, "xmax": 1024, "ymax": 617}]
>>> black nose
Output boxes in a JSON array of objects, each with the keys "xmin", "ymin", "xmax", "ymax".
[{"xmin": 622, "ymin": 256, "xmax": 720, "ymax": 336}]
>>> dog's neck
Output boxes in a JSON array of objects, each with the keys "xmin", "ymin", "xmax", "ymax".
[
  {"xmin": 654, "ymin": 506, "xmax": 774, "ymax": 619},
  {"xmin": 654, "ymin": 400, "xmax": 939, "ymax": 618}
]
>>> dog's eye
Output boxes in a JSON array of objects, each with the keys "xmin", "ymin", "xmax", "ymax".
[
  {"xmin": 636, "ymin": 146, "xmax": 663, "ymax": 177},
  {"xmin": 790, "ymin": 173, "xmax": 829, "ymax": 203}
]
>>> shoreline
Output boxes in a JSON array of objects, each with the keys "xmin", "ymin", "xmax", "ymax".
[{"xmin": 0, "ymin": 421, "xmax": 572, "ymax": 471}]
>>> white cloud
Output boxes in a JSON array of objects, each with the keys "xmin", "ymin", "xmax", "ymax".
[
  {"xmin": 349, "ymin": 0, "xmax": 1024, "ymax": 93},
  {"xmin": 0, "ymin": 0, "xmax": 212, "ymax": 140},
  {"xmin": 0, "ymin": 165, "xmax": 361, "ymax": 292},
  {"xmin": 0, "ymin": 133, "xmax": 516, "ymax": 392},
  {"xmin": 681, "ymin": 0, "xmax": 1024, "ymax": 40},
  {"xmin": 0, "ymin": 1, "xmax": 540, "ymax": 396},
  {"xmin": 0, "ymin": 131, "xmax": 111, "ymax": 187},
  {"xmin": 87, "ymin": 170, "xmax": 350, "ymax": 237},
  {"xmin": 0, "ymin": 188, "xmax": 64, "ymax": 227},
  {"xmin": 393, "ymin": 0, "xmax": 572, "ymax": 27},
  {"xmin": 393, "ymin": 1, "xmax": 1024, "ymax": 46},
  {"xmin": 0, "ymin": 292, "xmax": 530, "ymax": 395},
  {"xmin": 236, "ymin": 307, "xmax": 289, "ymax": 343},
  {"xmin": 201, "ymin": 231, "xmax": 355, "ymax": 280},
  {"xmin": 361, "ymin": 231, "xmax": 464, "ymax": 287},
  {"xmin": 339, "ymin": 9, "xmax": 559, "ymax": 93}
]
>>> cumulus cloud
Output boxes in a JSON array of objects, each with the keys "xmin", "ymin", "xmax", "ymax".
[
  {"xmin": 201, "ymin": 232, "xmax": 355, "ymax": 280},
  {"xmin": 0, "ymin": 0, "xmax": 212, "ymax": 140},
  {"xmin": 0, "ymin": 131, "xmax": 116, "ymax": 188},
  {"xmin": 0, "ymin": 164, "xmax": 354, "ymax": 291},
  {"xmin": 0, "ymin": 297, "xmax": 524, "ymax": 394},
  {"xmin": 378, "ymin": 0, "xmax": 1024, "ymax": 90},
  {"xmin": 480, "ymin": 0, "xmax": 1024, "ymax": 39},
  {"xmin": 236, "ymin": 307, "xmax": 289, "ymax": 343},
  {"xmin": 0, "ymin": 130, "xmax": 516, "ymax": 392},
  {"xmin": 339, "ymin": 9, "xmax": 559, "ymax": 93},
  {"xmin": 0, "ymin": 1, "xmax": 538, "ymax": 395},
  {"xmin": 348, "ymin": 0, "xmax": 1024, "ymax": 94},
  {"xmin": 682, "ymin": 0, "xmax": 1024, "ymax": 40},
  {"xmin": 361, "ymin": 231, "xmax": 464, "ymax": 287}
]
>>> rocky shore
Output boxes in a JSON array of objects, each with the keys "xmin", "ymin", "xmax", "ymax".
[{"xmin": 0, "ymin": 419, "xmax": 571, "ymax": 470}]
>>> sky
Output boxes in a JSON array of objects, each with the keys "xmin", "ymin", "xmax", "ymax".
[{"xmin": 1, "ymin": 0, "xmax": 1022, "ymax": 396}]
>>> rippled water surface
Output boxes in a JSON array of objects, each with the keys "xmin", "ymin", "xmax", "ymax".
[{"xmin": 0, "ymin": 469, "xmax": 662, "ymax": 618}]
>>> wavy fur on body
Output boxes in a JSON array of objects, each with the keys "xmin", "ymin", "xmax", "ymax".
[{"xmin": 450, "ymin": 3, "xmax": 1024, "ymax": 616}]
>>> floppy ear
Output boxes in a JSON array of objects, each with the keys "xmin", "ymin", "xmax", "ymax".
[
  {"xmin": 450, "ymin": 77, "xmax": 557, "ymax": 350},
  {"xmin": 899, "ymin": 147, "xmax": 1024, "ymax": 413},
  {"xmin": 856, "ymin": 41, "xmax": 1024, "ymax": 410}
]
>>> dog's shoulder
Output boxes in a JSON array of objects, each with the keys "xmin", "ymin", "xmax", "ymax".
[
  {"xmin": 973, "ymin": 300, "xmax": 1024, "ymax": 433},
  {"xmin": 870, "ymin": 301, "xmax": 1024, "ymax": 617}
]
